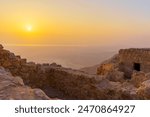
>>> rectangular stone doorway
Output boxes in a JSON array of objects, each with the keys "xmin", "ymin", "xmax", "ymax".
[{"xmin": 134, "ymin": 63, "xmax": 141, "ymax": 71}]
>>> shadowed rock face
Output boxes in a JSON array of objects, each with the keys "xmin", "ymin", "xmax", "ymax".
[
  {"xmin": 0, "ymin": 67, "xmax": 50, "ymax": 100},
  {"xmin": 0, "ymin": 44, "xmax": 3, "ymax": 50},
  {"xmin": 0, "ymin": 44, "xmax": 150, "ymax": 100}
]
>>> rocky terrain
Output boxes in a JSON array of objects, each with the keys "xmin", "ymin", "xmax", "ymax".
[
  {"xmin": 0, "ymin": 44, "xmax": 150, "ymax": 100},
  {"xmin": 0, "ymin": 67, "xmax": 50, "ymax": 100}
]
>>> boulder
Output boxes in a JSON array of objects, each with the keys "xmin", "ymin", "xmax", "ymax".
[
  {"xmin": 95, "ymin": 79, "xmax": 122, "ymax": 99},
  {"xmin": 137, "ymin": 80, "xmax": 150, "ymax": 99},
  {"xmin": 20, "ymin": 58, "xmax": 27, "ymax": 65},
  {"xmin": 131, "ymin": 71, "xmax": 148, "ymax": 87},
  {"xmin": 145, "ymin": 72, "xmax": 150, "ymax": 79},
  {"xmin": 2, "ymin": 60, "xmax": 12, "ymax": 67},
  {"xmin": 0, "ymin": 67, "xmax": 50, "ymax": 100},
  {"xmin": 106, "ymin": 70, "xmax": 125, "ymax": 82},
  {"xmin": 97, "ymin": 63, "xmax": 115, "ymax": 75},
  {"xmin": 120, "ymin": 82, "xmax": 138, "ymax": 99}
]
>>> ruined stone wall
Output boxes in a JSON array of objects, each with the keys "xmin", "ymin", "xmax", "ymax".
[
  {"xmin": 119, "ymin": 49, "xmax": 150, "ymax": 78},
  {"xmin": 0, "ymin": 44, "xmax": 123, "ymax": 99}
]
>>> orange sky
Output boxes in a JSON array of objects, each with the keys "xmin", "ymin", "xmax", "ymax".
[{"xmin": 0, "ymin": 0, "xmax": 150, "ymax": 46}]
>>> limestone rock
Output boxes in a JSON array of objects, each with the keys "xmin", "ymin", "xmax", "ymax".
[
  {"xmin": 97, "ymin": 63, "xmax": 115, "ymax": 75},
  {"xmin": 131, "ymin": 71, "xmax": 148, "ymax": 87},
  {"xmin": 97, "ymin": 54, "xmax": 119, "ymax": 75},
  {"xmin": 106, "ymin": 70, "xmax": 125, "ymax": 82},
  {"xmin": 146, "ymin": 72, "xmax": 150, "ymax": 79},
  {"xmin": 0, "ymin": 67, "xmax": 50, "ymax": 100},
  {"xmin": 43, "ymin": 63, "xmax": 50, "ymax": 66},
  {"xmin": 137, "ymin": 80, "xmax": 150, "ymax": 99},
  {"xmin": 2, "ymin": 60, "xmax": 12, "ymax": 67},
  {"xmin": 50, "ymin": 62, "xmax": 62, "ymax": 67},
  {"xmin": 20, "ymin": 59, "xmax": 27, "ymax": 65},
  {"xmin": 120, "ymin": 82, "xmax": 138, "ymax": 99},
  {"xmin": 96, "ymin": 79, "xmax": 122, "ymax": 99}
]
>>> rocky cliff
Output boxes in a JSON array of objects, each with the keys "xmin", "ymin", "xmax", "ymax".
[{"xmin": 0, "ymin": 44, "xmax": 150, "ymax": 100}]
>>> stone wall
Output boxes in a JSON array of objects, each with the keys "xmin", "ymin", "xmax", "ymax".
[
  {"xmin": 119, "ymin": 48, "xmax": 150, "ymax": 78},
  {"xmin": 0, "ymin": 44, "xmax": 122, "ymax": 99}
]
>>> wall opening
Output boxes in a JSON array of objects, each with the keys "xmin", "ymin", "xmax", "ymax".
[{"xmin": 134, "ymin": 63, "xmax": 141, "ymax": 71}]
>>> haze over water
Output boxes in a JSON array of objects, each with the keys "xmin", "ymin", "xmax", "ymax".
[
  {"xmin": 4, "ymin": 43, "xmax": 150, "ymax": 69},
  {"xmin": 4, "ymin": 45, "xmax": 116, "ymax": 69}
]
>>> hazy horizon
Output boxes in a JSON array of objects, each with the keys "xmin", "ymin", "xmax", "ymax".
[
  {"xmin": 4, "ymin": 45, "xmax": 116, "ymax": 69},
  {"xmin": 3, "ymin": 43, "xmax": 150, "ymax": 69}
]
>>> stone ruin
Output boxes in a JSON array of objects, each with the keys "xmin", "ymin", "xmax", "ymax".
[
  {"xmin": 1, "ymin": 44, "xmax": 150, "ymax": 100},
  {"xmin": 97, "ymin": 48, "xmax": 150, "ymax": 79},
  {"xmin": 119, "ymin": 48, "xmax": 150, "ymax": 78}
]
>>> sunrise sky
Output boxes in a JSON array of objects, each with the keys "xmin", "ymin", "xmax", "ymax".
[{"xmin": 0, "ymin": 0, "xmax": 150, "ymax": 46}]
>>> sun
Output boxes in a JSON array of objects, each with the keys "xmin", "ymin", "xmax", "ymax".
[{"xmin": 26, "ymin": 25, "xmax": 33, "ymax": 32}]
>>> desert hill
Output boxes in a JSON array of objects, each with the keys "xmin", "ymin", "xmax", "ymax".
[{"xmin": 80, "ymin": 54, "xmax": 118, "ymax": 75}]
